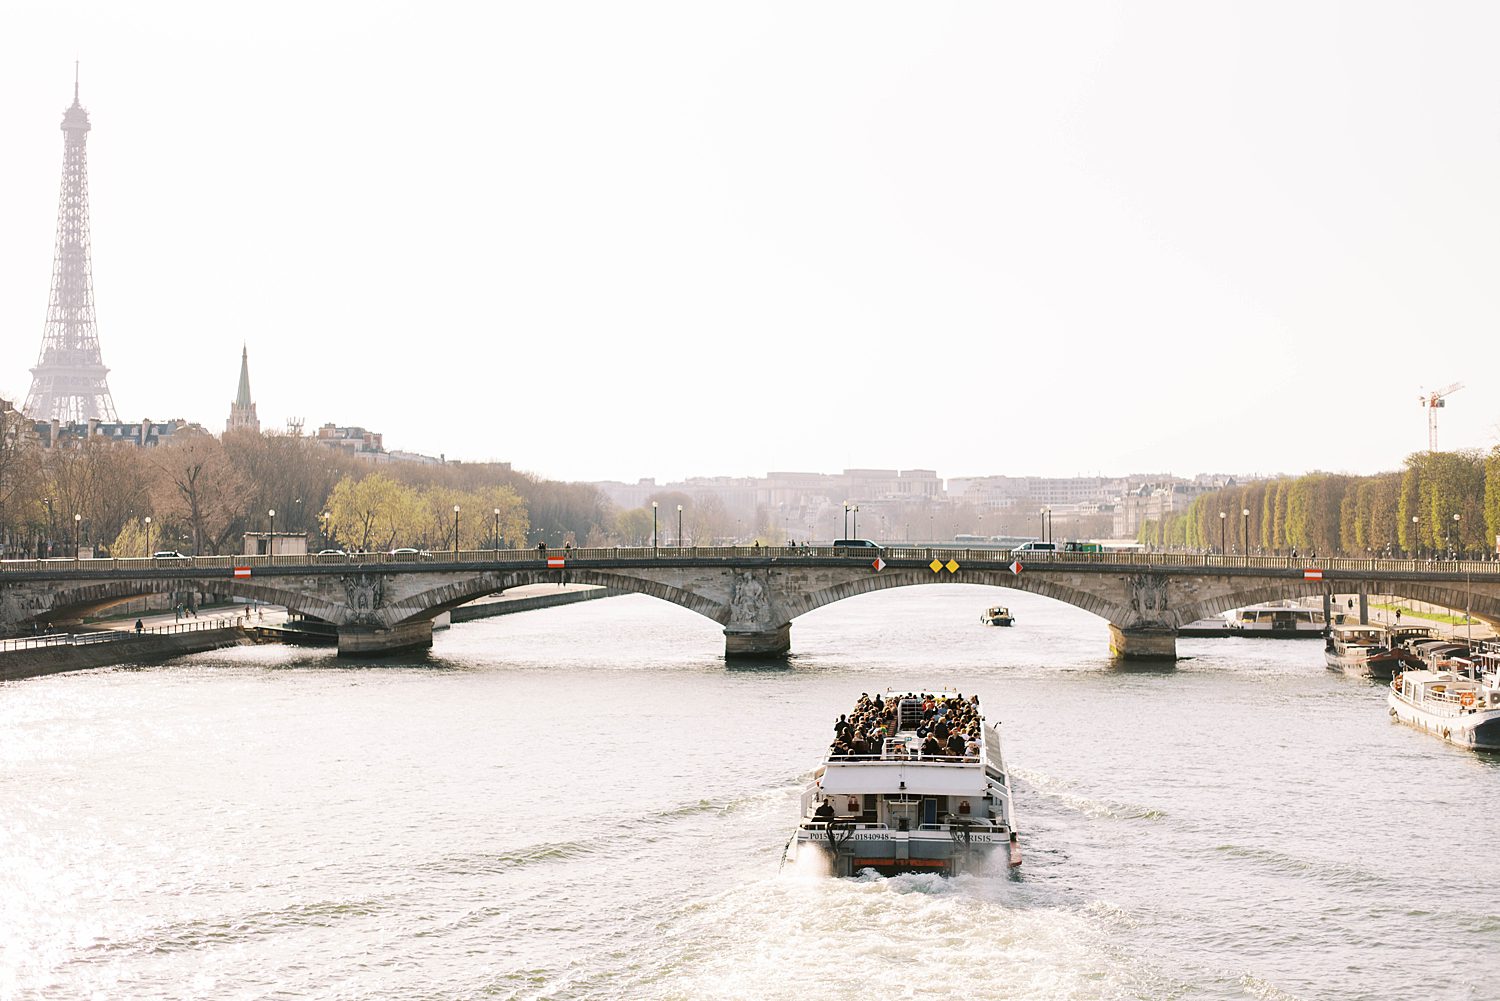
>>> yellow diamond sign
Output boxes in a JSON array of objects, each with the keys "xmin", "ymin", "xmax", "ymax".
[
  {"xmin": 929, "ymin": 559, "xmax": 943, "ymax": 573},
  {"xmin": 945, "ymin": 559, "xmax": 960, "ymax": 573}
]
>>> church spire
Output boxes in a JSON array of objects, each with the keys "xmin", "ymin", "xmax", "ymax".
[
  {"xmin": 235, "ymin": 344, "xmax": 253, "ymax": 408},
  {"xmin": 227, "ymin": 344, "xmax": 260, "ymax": 433}
]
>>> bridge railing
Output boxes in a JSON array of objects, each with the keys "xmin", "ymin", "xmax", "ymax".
[
  {"xmin": 3, "ymin": 547, "xmax": 1498, "ymax": 576},
  {"xmin": 0, "ymin": 617, "xmax": 240, "ymax": 653}
]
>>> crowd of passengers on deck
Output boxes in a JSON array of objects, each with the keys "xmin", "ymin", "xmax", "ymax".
[{"xmin": 828, "ymin": 692, "xmax": 982, "ymax": 760}]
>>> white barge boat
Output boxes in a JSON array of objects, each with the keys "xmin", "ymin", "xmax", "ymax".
[
  {"xmin": 1227, "ymin": 600, "xmax": 1328, "ymax": 636},
  {"xmin": 788, "ymin": 690, "xmax": 1020, "ymax": 876},
  {"xmin": 1388, "ymin": 643, "xmax": 1500, "ymax": 751}
]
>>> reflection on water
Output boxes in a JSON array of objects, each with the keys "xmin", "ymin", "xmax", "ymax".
[{"xmin": 2, "ymin": 584, "xmax": 1498, "ymax": 1000}]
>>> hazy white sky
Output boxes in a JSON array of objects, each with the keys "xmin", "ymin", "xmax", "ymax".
[{"xmin": 1, "ymin": 2, "xmax": 1496, "ymax": 483}]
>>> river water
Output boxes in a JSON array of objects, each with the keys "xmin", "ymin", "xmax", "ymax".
[{"xmin": 3, "ymin": 586, "xmax": 1498, "ymax": 1000}]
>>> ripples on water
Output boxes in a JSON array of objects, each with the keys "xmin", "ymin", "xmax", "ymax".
[{"xmin": 3, "ymin": 586, "xmax": 1499, "ymax": 1000}]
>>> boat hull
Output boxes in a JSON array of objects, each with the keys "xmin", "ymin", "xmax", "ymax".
[
  {"xmin": 1326, "ymin": 649, "xmax": 1422, "ymax": 681},
  {"xmin": 1387, "ymin": 692, "xmax": 1500, "ymax": 751},
  {"xmin": 791, "ymin": 827, "xmax": 1012, "ymax": 876}
]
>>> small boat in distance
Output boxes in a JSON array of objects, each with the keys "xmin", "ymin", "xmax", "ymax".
[
  {"xmin": 1388, "ymin": 643, "xmax": 1500, "ymax": 750},
  {"xmin": 981, "ymin": 606, "xmax": 1014, "ymax": 627},
  {"xmin": 788, "ymin": 690, "xmax": 1020, "ymax": 876},
  {"xmin": 1325, "ymin": 623, "xmax": 1424, "ymax": 681}
]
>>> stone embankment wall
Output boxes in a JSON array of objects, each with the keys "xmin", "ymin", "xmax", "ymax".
[{"xmin": 0, "ymin": 627, "xmax": 249, "ymax": 683}]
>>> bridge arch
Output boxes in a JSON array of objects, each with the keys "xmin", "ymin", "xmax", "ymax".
[
  {"xmin": 781, "ymin": 570, "xmax": 1130, "ymax": 624},
  {"xmin": 12, "ymin": 577, "xmax": 340, "ymax": 627},
  {"xmin": 384, "ymin": 570, "xmax": 730, "ymax": 627}
]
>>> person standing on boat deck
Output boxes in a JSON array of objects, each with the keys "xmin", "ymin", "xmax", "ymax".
[
  {"xmin": 934, "ymin": 719, "xmax": 950, "ymax": 742},
  {"xmin": 814, "ymin": 799, "xmax": 835, "ymax": 823},
  {"xmin": 947, "ymin": 732, "xmax": 966, "ymax": 757},
  {"xmin": 921, "ymin": 733, "xmax": 942, "ymax": 758}
]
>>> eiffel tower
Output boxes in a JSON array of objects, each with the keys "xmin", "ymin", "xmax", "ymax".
[{"xmin": 23, "ymin": 67, "xmax": 119, "ymax": 423}]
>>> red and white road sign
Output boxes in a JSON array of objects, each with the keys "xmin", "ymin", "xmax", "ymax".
[
  {"xmin": 547, "ymin": 557, "xmax": 566, "ymax": 568},
  {"xmin": 1009, "ymin": 560, "xmax": 1024, "ymax": 575},
  {"xmin": 233, "ymin": 566, "xmax": 252, "ymax": 578},
  {"xmin": 872, "ymin": 557, "xmax": 885, "ymax": 572},
  {"xmin": 1303, "ymin": 569, "xmax": 1324, "ymax": 580}
]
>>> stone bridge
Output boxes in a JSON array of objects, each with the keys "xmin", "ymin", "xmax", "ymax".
[{"xmin": 5, "ymin": 546, "xmax": 1500, "ymax": 659}]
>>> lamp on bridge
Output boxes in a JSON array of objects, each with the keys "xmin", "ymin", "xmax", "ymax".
[
  {"xmin": 853, "ymin": 504, "xmax": 859, "ymax": 539},
  {"xmin": 493, "ymin": 508, "xmax": 501, "ymax": 554},
  {"xmin": 1242, "ymin": 508, "xmax": 1250, "ymax": 557},
  {"xmin": 453, "ymin": 504, "xmax": 461, "ymax": 556},
  {"xmin": 74, "ymin": 512, "xmax": 81, "ymax": 560},
  {"xmin": 652, "ymin": 501, "xmax": 658, "ymax": 555},
  {"xmin": 1219, "ymin": 511, "xmax": 1226, "ymax": 555},
  {"xmin": 144, "ymin": 516, "xmax": 152, "ymax": 557},
  {"xmin": 677, "ymin": 504, "xmax": 683, "ymax": 549},
  {"xmin": 267, "ymin": 509, "xmax": 276, "ymax": 560},
  {"xmin": 843, "ymin": 502, "xmax": 850, "ymax": 538},
  {"xmin": 1411, "ymin": 515, "xmax": 1419, "ymax": 559},
  {"xmin": 321, "ymin": 511, "xmax": 330, "ymax": 547},
  {"xmin": 1452, "ymin": 512, "xmax": 1460, "ymax": 558}
]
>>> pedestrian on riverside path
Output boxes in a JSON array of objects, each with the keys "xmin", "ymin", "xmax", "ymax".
[
  {"xmin": 174, "ymin": 605, "xmax": 181, "ymax": 622},
  {"xmin": 1395, "ymin": 609, "xmax": 1402, "ymax": 625},
  {"xmin": 134, "ymin": 619, "xmax": 143, "ymax": 634}
]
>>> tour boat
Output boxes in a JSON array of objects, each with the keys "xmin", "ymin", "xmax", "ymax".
[
  {"xmin": 1388, "ymin": 646, "xmax": 1500, "ymax": 750},
  {"xmin": 1226, "ymin": 600, "xmax": 1328, "ymax": 637},
  {"xmin": 787, "ymin": 691, "xmax": 1021, "ymax": 877},
  {"xmin": 1324, "ymin": 623, "xmax": 1424, "ymax": 681},
  {"xmin": 980, "ymin": 606, "xmax": 1014, "ymax": 627}
]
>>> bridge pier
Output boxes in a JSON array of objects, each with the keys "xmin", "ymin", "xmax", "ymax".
[
  {"xmin": 1108, "ymin": 624, "xmax": 1177, "ymax": 660},
  {"xmin": 337, "ymin": 620, "xmax": 434, "ymax": 658},
  {"xmin": 724, "ymin": 623, "xmax": 791, "ymax": 658}
]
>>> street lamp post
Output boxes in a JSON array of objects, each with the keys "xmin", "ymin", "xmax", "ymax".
[
  {"xmin": 652, "ymin": 501, "xmax": 658, "ymax": 555},
  {"xmin": 267, "ymin": 509, "xmax": 275, "ymax": 562},
  {"xmin": 493, "ymin": 508, "xmax": 501, "ymax": 554},
  {"xmin": 852, "ymin": 504, "xmax": 859, "ymax": 539},
  {"xmin": 1242, "ymin": 508, "xmax": 1250, "ymax": 558},
  {"xmin": 843, "ymin": 503, "xmax": 850, "ymax": 539},
  {"xmin": 453, "ymin": 504, "xmax": 461, "ymax": 557},
  {"xmin": 1411, "ymin": 515, "xmax": 1419, "ymax": 559},
  {"xmin": 1452, "ymin": 512, "xmax": 1460, "ymax": 559},
  {"xmin": 74, "ymin": 513, "xmax": 81, "ymax": 560},
  {"xmin": 321, "ymin": 511, "xmax": 330, "ymax": 548},
  {"xmin": 1219, "ymin": 511, "xmax": 1226, "ymax": 555},
  {"xmin": 144, "ymin": 516, "xmax": 152, "ymax": 557},
  {"xmin": 677, "ymin": 504, "xmax": 683, "ymax": 549}
]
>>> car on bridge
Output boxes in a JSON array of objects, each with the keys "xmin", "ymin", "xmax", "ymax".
[
  {"xmin": 314, "ymin": 549, "xmax": 349, "ymax": 563},
  {"xmin": 832, "ymin": 539, "xmax": 883, "ymax": 551},
  {"xmin": 152, "ymin": 551, "xmax": 190, "ymax": 562},
  {"xmin": 389, "ymin": 547, "xmax": 434, "ymax": 562}
]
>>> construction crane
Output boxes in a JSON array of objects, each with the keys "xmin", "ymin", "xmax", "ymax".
[{"xmin": 1419, "ymin": 382, "xmax": 1464, "ymax": 451}]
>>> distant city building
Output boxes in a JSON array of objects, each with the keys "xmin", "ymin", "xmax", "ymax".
[
  {"xmin": 315, "ymin": 423, "xmax": 384, "ymax": 454},
  {"xmin": 23, "ymin": 70, "xmax": 120, "ymax": 423},
  {"xmin": 31, "ymin": 416, "xmax": 192, "ymax": 449},
  {"xmin": 226, "ymin": 346, "xmax": 260, "ymax": 433},
  {"xmin": 312, "ymin": 423, "xmax": 447, "ymax": 465}
]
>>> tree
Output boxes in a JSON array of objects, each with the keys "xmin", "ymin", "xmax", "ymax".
[
  {"xmin": 327, "ymin": 474, "xmax": 421, "ymax": 553},
  {"xmin": 152, "ymin": 432, "xmax": 247, "ymax": 555}
]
